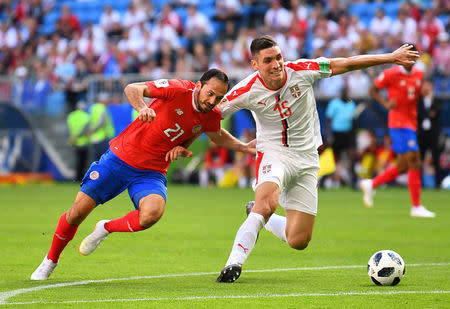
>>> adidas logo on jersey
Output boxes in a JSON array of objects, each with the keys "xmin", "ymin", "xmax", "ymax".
[{"xmin": 175, "ymin": 108, "xmax": 183, "ymax": 115}]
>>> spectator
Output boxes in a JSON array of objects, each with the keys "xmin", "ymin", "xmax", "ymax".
[
  {"xmin": 66, "ymin": 57, "xmax": 89, "ymax": 112},
  {"xmin": 369, "ymin": 9, "xmax": 392, "ymax": 40},
  {"xmin": 374, "ymin": 133, "xmax": 395, "ymax": 175},
  {"xmin": 390, "ymin": 6, "xmax": 418, "ymax": 44},
  {"xmin": 432, "ymin": 31, "xmax": 449, "ymax": 76},
  {"xmin": 122, "ymin": 3, "xmax": 147, "ymax": 29},
  {"xmin": 418, "ymin": 9, "xmax": 445, "ymax": 54},
  {"xmin": 21, "ymin": 60, "xmax": 52, "ymax": 114},
  {"xmin": 99, "ymin": 5, "xmax": 121, "ymax": 37},
  {"xmin": 158, "ymin": 4, "xmax": 183, "ymax": 34},
  {"xmin": 184, "ymin": 4, "xmax": 214, "ymax": 49},
  {"xmin": 264, "ymin": 0, "xmax": 292, "ymax": 33},
  {"xmin": 418, "ymin": 80, "xmax": 443, "ymax": 188},
  {"xmin": 56, "ymin": 5, "xmax": 82, "ymax": 39}
]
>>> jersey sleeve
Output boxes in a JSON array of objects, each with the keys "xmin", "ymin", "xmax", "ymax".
[
  {"xmin": 286, "ymin": 57, "xmax": 332, "ymax": 84},
  {"xmin": 219, "ymin": 85, "xmax": 250, "ymax": 118},
  {"xmin": 374, "ymin": 69, "xmax": 392, "ymax": 90},
  {"xmin": 145, "ymin": 79, "xmax": 187, "ymax": 100}
]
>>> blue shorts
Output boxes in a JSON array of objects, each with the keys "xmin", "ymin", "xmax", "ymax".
[
  {"xmin": 389, "ymin": 128, "xmax": 419, "ymax": 154},
  {"xmin": 80, "ymin": 149, "xmax": 167, "ymax": 209}
]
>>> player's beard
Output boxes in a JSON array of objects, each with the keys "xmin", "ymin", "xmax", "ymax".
[{"xmin": 196, "ymin": 87, "xmax": 211, "ymax": 113}]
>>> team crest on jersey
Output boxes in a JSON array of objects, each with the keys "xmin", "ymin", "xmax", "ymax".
[
  {"xmin": 175, "ymin": 108, "xmax": 183, "ymax": 115},
  {"xmin": 262, "ymin": 164, "xmax": 272, "ymax": 174},
  {"xmin": 89, "ymin": 171, "xmax": 99, "ymax": 180},
  {"xmin": 400, "ymin": 80, "xmax": 406, "ymax": 86},
  {"xmin": 290, "ymin": 85, "xmax": 301, "ymax": 98},
  {"xmin": 154, "ymin": 79, "xmax": 169, "ymax": 88},
  {"xmin": 192, "ymin": 125, "xmax": 202, "ymax": 133}
]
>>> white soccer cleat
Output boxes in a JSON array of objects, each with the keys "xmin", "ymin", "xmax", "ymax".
[
  {"xmin": 360, "ymin": 179, "xmax": 375, "ymax": 208},
  {"xmin": 30, "ymin": 256, "xmax": 57, "ymax": 280},
  {"xmin": 79, "ymin": 220, "xmax": 110, "ymax": 255},
  {"xmin": 411, "ymin": 205, "xmax": 436, "ymax": 218}
]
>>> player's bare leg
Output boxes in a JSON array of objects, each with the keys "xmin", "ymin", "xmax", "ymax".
[
  {"xmin": 80, "ymin": 194, "xmax": 165, "ymax": 255},
  {"xmin": 217, "ymin": 182, "xmax": 278, "ymax": 283},
  {"xmin": 285, "ymin": 210, "xmax": 315, "ymax": 250},
  {"xmin": 31, "ymin": 192, "xmax": 96, "ymax": 280}
]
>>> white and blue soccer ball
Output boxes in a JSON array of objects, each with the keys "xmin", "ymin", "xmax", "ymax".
[{"xmin": 368, "ymin": 250, "xmax": 405, "ymax": 286}]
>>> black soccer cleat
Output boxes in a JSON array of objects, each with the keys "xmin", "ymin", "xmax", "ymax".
[
  {"xmin": 245, "ymin": 201, "xmax": 255, "ymax": 216},
  {"xmin": 216, "ymin": 264, "xmax": 242, "ymax": 283}
]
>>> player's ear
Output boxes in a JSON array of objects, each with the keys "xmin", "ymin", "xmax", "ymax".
[
  {"xmin": 196, "ymin": 81, "xmax": 202, "ymax": 90},
  {"xmin": 251, "ymin": 59, "xmax": 258, "ymax": 71}
]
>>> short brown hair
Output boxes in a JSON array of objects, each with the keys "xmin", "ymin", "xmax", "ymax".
[{"xmin": 250, "ymin": 35, "xmax": 278, "ymax": 57}]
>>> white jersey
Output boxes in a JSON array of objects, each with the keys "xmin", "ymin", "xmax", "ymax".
[{"xmin": 220, "ymin": 58, "xmax": 332, "ymax": 154}]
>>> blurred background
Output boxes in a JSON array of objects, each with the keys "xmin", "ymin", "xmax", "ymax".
[{"xmin": 0, "ymin": 0, "xmax": 448, "ymax": 189}]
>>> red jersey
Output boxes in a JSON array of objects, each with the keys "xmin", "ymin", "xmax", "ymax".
[
  {"xmin": 110, "ymin": 79, "xmax": 222, "ymax": 174},
  {"xmin": 374, "ymin": 65, "xmax": 424, "ymax": 130}
]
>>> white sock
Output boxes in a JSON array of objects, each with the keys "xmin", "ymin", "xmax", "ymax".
[
  {"xmin": 225, "ymin": 212, "xmax": 265, "ymax": 266},
  {"xmin": 265, "ymin": 213, "xmax": 287, "ymax": 242}
]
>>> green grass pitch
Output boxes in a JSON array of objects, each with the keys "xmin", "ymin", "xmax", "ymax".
[{"xmin": 0, "ymin": 184, "xmax": 449, "ymax": 308}]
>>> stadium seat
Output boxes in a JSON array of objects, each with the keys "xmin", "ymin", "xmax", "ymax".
[{"xmin": 383, "ymin": 2, "xmax": 399, "ymax": 18}]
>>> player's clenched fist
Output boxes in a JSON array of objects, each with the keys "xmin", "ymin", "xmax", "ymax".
[{"xmin": 139, "ymin": 107, "xmax": 156, "ymax": 123}]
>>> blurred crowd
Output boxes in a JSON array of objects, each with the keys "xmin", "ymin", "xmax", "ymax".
[
  {"xmin": 0, "ymin": 0, "xmax": 449, "ymax": 187},
  {"xmin": 0, "ymin": 0, "xmax": 448, "ymax": 97}
]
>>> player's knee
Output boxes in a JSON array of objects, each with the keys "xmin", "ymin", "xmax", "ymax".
[
  {"xmin": 287, "ymin": 232, "xmax": 311, "ymax": 250},
  {"xmin": 139, "ymin": 207, "xmax": 164, "ymax": 229}
]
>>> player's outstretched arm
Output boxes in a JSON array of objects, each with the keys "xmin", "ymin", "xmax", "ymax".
[
  {"xmin": 330, "ymin": 44, "xmax": 419, "ymax": 75},
  {"xmin": 124, "ymin": 82, "xmax": 156, "ymax": 123},
  {"xmin": 206, "ymin": 128, "xmax": 256, "ymax": 155}
]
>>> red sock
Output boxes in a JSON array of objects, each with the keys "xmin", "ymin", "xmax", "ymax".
[
  {"xmin": 104, "ymin": 210, "xmax": 145, "ymax": 233},
  {"xmin": 372, "ymin": 165, "xmax": 400, "ymax": 188},
  {"xmin": 47, "ymin": 213, "xmax": 78, "ymax": 263},
  {"xmin": 408, "ymin": 170, "xmax": 421, "ymax": 207}
]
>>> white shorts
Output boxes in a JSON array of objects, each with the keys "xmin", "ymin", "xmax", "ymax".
[{"xmin": 253, "ymin": 150, "xmax": 319, "ymax": 216}]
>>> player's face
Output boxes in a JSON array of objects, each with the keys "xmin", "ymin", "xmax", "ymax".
[
  {"xmin": 251, "ymin": 46, "xmax": 285, "ymax": 88},
  {"xmin": 195, "ymin": 78, "xmax": 228, "ymax": 113}
]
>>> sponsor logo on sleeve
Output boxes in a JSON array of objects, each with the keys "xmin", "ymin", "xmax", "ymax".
[{"xmin": 154, "ymin": 79, "xmax": 169, "ymax": 88}]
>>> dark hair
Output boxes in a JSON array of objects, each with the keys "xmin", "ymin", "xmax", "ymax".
[
  {"xmin": 200, "ymin": 68, "xmax": 229, "ymax": 86},
  {"xmin": 250, "ymin": 35, "xmax": 278, "ymax": 57},
  {"xmin": 404, "ymin": 43, "xmax": 418, "ymax": 51}
]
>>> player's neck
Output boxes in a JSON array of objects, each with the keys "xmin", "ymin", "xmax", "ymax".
[{"xmin": 260, "ymin": 73, "xmax": 286, "ymax": 90}]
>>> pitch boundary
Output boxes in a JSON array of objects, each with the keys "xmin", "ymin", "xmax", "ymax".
[{"xmin": 1, "ymin": 262, "xmax": 449, "ymax": 305}]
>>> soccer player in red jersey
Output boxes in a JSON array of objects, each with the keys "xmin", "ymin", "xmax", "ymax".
[
  {"xmin": 360, "ymin": 45, "xmax": 436, "ymax": 218},
  {"xmin": 30, "ymin": 69, "xmax": 256, "ymax": 280}
]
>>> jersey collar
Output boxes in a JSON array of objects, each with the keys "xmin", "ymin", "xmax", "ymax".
[
  {"xmin": 399, "ymin": 65, "xmax": 413, "ymax": 75},
  {"xmin": 191, "ymin": 89, "xmax": 200, "ymax": 112}
]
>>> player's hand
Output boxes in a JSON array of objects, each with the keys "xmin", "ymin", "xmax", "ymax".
[
  {"xmin": 385, "ymin": 100, "xmax": 396, "ymax": 110},
  {"xmin": 241, "ymin": 139, "xmax": 257, "ymax": 155},
  {"xmin": 392, "ymin": 44, "xmax": 419, "ymax": 66},
  {"xmin": 138, "ymin": 107, "xmax": 156, "ymax": 123},
  {"xmin": 165, "ymin": 146, "xmax": 193, "ymax": 162}
]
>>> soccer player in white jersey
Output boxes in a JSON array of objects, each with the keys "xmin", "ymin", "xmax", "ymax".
[{"xmin": 216, "ymin": 35, "xmax": 420, "ymax": 283}]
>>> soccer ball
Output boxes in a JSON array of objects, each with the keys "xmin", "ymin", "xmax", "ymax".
[{"xmin": 367, "ymin": 250, "xmax": 405, "ymax": 286}]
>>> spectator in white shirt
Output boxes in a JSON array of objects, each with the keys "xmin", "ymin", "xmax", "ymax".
[
  {"xmin": 390, "ymin": 7, "xmax": 417, "ymax": 44},
  {"xmin": 99, "ymin": 5, "xmax": 121, "ymax": 35},
  {"xmin": 264, "ymin": 0, "xmax": 292, "ymax": 33},
  {"xmin": 122, "ymin": 3, "xmax": 147, "ymax": 29},
  {"xmin": 184, "ymin": 4, "xmax": 213, "ymax": 48},
  {"xmin": 369, "ymin": 8, "xmax": 392, "ymax": 38}
]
